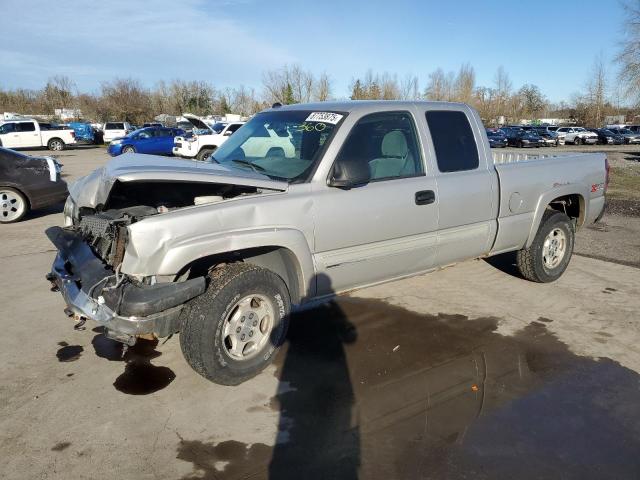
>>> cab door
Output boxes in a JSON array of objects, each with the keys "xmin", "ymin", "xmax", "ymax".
[
  {"xmin": 0, "ymin": 123, "xmax": 19, "ymax": 148},
  {"xmin": 312, "ymin": 110, "xmax": 439, "ymax": 296},
  {"xmin": 422, "ymin": 107, "xmax": 498, "ymax": 266}
]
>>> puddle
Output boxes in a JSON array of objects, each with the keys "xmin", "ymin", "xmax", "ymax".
[
  {"xmin": 177, "ymin": 297, "xmax": 640, "ymax": 479},
  {"xmin": 176, "ymin": 437, "xmax": 271, "ymax": 479},
  {"xmin": 56, "ymin": 345, "xmax": 83, "ymax": 362},
  {"xmin": 91, "ymin": 330, "xmax": 174, "ymax": 395},
  {"xmin": 113, "ymin": 362, "xmax": 175, "ymax": 395}
]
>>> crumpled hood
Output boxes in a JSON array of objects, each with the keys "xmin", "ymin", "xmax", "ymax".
[{"xmin": 69, "ymin": 152, "xmax": 288, "ymax": 208}]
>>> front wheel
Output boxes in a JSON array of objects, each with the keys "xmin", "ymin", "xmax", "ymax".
[
  {"xmin": 47, "ymin": 138, "xmax": 65, "ymax": 151},
  {"xmin": 516, "ymin": 210, "xmax": 574, "ymax": 283},
  {"xmin": 574, "ymin": 137, "xmax": 582, "ymax": 145},
  {"xmin": 122, "ymin": 145, "xmax": 135, "ymax": 154},
  {"xmin": 196, "ymin": 147, "xmax": 215, "ymax": 161},
  {"xmin": 179, "ymin": 263, "xmax": 290, "ymax": 385}
]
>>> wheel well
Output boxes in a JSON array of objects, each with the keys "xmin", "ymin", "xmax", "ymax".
[
  {"xmin": 548, "ymin": 194, "xmax": 584, "ymax": 228},
  {"xmin": 178, "ymin": 246, "xmax": 304, "ymax": 304}
]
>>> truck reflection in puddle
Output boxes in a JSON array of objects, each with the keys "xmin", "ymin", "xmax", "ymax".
[{"xmin": 178, "ymin": 296, "xmax": 640, "ymax": 479}]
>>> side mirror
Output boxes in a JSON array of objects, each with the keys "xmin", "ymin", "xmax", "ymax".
[{"xmin": 328, "ymin": 158, "xmax": 370, "ymax": 189}]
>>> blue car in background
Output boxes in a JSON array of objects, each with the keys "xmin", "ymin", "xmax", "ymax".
[{"xmin": 107, "ymin": 127, "xmax": 185, "ymax": 156}]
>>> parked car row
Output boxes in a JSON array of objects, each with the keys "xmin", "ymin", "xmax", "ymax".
[{"xmin": 487, "ymin": 123, "xmax": 640, "ymax": 148}]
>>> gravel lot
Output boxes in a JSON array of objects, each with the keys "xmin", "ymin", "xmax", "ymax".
[{"xmin": 1, "ymin": 145, "xmax": 639, "ymax": 479}]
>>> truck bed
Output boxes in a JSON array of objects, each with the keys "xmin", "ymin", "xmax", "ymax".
[{"xmin": 489, "ymin": 150, "xmax": 607, "ymax": 255}]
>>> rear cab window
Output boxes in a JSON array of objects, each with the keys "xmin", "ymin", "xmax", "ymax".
[
  {"xmin": 425, "ymin": 110, "xmax": 479, "ymax": 173},
  {"xmin": 17, "ymin": 122, "xmax": 36, "ymax": 132}
]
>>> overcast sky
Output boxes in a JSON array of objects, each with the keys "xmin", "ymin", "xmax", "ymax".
[{"xmin": 0, "ymin": 0, "xmax": 627, "ymax": 103}]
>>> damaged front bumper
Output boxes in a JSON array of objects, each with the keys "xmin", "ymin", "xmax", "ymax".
[{"xmin": 45, "ymin": 226, "xmax": 206, "ymax": 344}]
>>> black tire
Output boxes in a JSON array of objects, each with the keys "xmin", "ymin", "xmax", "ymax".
[
  {"xmin": 516, "ymin": 210, "xmax": 574, "ymax": 283},
  {"xmin": 47, "ymin": 138, "xmax": 65, "ymax": 151},
  {"xmin": 0, "ymin": 187, "xmax": 29, "ymax": 223},
  {"xmin": 122, "ymin": 145, "xmax": 135, "ymax": 154},
  {"xmin": 179, "ymin": 263, "xmax": 290, "ymax": 385},
  {"xmin": 518, "ymin": 140, "xmax": 524, "ymax": 148},
  {"xmin": 196, "ymin": 147, "xmax": 215, "ymax": 161},
  {"xmin": 574, "ymin": 137, "xmax": 582, "ymax": 146}
]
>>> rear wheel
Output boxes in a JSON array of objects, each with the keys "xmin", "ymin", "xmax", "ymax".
[
  {"xmin": 516, "ymin": 210, "xmax": 574, "ymax": 283},
  {"xmin": 47, "ymin": 138, "xmax": 65, "ymax": 151},
  {"xmin": 196, "ymin": 147, "xmax": 215, "ymax": 161},
  {"xmin": 179, "ymin": 263, "xmax": 290, "ymax": 385},
  {"xmin": 0, "ymin": 187, "xmax": 28, "ymax": 223}
]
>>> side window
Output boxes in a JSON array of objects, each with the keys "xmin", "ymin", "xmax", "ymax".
[
  {"xmin": 18, "ymin": 122, "xmax": 36, "ymax": 132},
  {"xmin": 426, "ymin": 110, "xmax": 479, "ymax": 173},
  {"xmin": 0, "ymin": 123, "xmax": 16, "ymax": 134},
  {"xmin": 335, "ymin": 111, "xmax": 423, "ymax": 181},
  {"xmin": 105, "ymin": 123, "xmax": 115, "ymax": 130},
  {"xmin": 227, "ymin": 124, "xmax": 243, "ymax": 134}
]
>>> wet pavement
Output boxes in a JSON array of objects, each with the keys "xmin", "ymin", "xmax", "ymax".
[{"xmin": 176, "ymin": 298, "xmax": 640, "ymax": 479}]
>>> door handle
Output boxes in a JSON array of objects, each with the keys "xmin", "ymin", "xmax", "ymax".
[{"xmin": 415, "ymin": 190, "xmax": 436, "ymax": 205}]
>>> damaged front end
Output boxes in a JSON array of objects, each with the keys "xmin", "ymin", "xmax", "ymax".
[
  {"xmin": 46, "ymin": 154, "xmax": 288, "ymax": 345},
  {"xmin": 46, "ymin": 226, "xmax": 205, "ymax": 345}
]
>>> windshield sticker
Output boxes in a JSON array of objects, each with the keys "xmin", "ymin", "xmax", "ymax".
[{"xmin": 305, "ymin": 112, "xmax": 343, "ymax": 124}]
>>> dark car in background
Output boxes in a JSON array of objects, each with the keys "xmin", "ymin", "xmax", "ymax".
[
  {"xmin": 107, "ymin": 126, "xmax": 185, "ymax": 156},
  {"xmin": 608, "ymin": 127, "xmax": 640, "ymax": 144},
  {"xmin": 486, "ymin": 129, "xmax": 508, "ymax": 148},
  {"xmin": 532, "ymin": 128, "xmax": 560, "ymax": 147},
  {"xmin": 503, "ymin": 128, "xmax": 542, "ymax": 148},
  {"xmin": 588, "ymin": 128, "xmax": 624, "ymax": 145},
  {"xmin": 0, "ymin": 147, "xmax": 67, "ymax": 223}
]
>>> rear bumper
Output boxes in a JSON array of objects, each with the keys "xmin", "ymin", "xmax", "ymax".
[{"xmin": 45, "ymin": 226, "xmax": 205, "ymax": 340}]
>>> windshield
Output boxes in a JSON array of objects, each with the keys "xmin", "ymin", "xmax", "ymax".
[
  {"xmin": 620, "ymin": 128, "xmax": 632, "ymax": 134},
  {"xmin": 211, "ymin": 122, "xmax": 226, "ymax": 134},
  {"xmin": 211, "ymin": 110, "xmax": 345, "ymax": 182}
]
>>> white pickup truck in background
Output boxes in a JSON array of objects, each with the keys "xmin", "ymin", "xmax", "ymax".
[
  {"xmin": 172, "ymin": 114, "xmax": 245, "ymax": 161},
  {"xmin": 0, "ymin": 119, "xmax": 76, "ymax": 151}
]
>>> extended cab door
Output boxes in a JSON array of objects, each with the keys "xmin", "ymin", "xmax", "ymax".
[
  {"xmin": 312, "ymin": 109, "xmax": 439, "ymax": 295},
  {"xmin": 421, "ymin": 107, "xmax": 498, "ymax": 266}
]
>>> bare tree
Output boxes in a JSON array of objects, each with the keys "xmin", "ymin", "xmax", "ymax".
[
  {"xmin": 453, "ymin": 63, "xmax": 475, "ymax": 103},
  {"xmin": 263, "ymin": 64, "xmax": 315, "ymax": 105},
  {"xmin": 617, "ymin": 0, "xmax": 640, "ymax": 103},
  {"xmin": 424, "ymin": 68, "xmax": 447, "ymax": 100},
  {"xmin": 584, "ymin": 55, "xmax": 608, "ymax": 127},
  {"xmin": 400, "ymin": 74, "xmax": 420, "ymax": 100},
  {"xmin": 315, "ymin": 73, "xmax": 332, "ymax": 101}
]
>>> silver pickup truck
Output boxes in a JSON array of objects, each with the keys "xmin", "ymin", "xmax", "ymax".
[{"xmin": 46, "ymin": 101, "xmax": 608, "ymax": 385}]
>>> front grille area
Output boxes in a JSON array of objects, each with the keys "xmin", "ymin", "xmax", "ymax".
[{"xmin": 77, "ymin": 214, "xmax": 125, "ymax": 266}]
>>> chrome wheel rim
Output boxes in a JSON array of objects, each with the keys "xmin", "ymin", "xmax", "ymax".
[
  {"xmin": 0, "ymin": 190, "xmax": 25, "ymax": 222},
  {"xmin": 542, "ymin": 228, "xmax": 567, "ymax": 269},
  {"xmin": 222, "ymin": 294, "xmax": 274, "ymax": 361},
  {"xmin": 51, "ymin": 140, "xmax": 63, "ymax": 151},
  {"xmin": 123, "ymin": 147, "xmax": 134, "ymax": 153}
]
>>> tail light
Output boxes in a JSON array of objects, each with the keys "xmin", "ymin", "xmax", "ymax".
[
  {"xmin": 70, "ymin": 131, "xmax": 76, "ymax": 139},
  {"xmin": 605, "ymin": 157, "xmax": 610, "ymax": 191}
]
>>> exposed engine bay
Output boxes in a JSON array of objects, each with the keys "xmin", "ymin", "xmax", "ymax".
[{"xmin": 73, "ymin": 180, "xmax": 265, "ymax": 267}]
